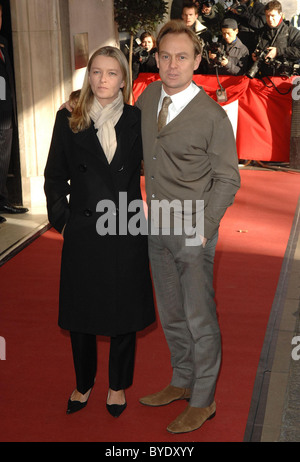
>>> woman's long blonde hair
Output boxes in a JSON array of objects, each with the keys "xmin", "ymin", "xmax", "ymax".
[{"xmin": 69, "ymin": 46, "xmax": 131, "ymax": 133}]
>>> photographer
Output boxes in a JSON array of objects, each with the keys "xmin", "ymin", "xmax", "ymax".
[
  {"xmin": 249, "ymin": 1, "xmax": 300, "ymax": 78},
  {"xmin": 225, "ymin": 0, "xmax": 266, "ymax": 53},
  {"xmin": 207, "ymin": 18, "xmax": 249, "ymax": 75},
  {"xmin": 181, "ymin": 2, "xmax": 208, "ymax": 38},
  {"xmin": 198, "ymin": 1, "xmax": 225, "ymax": 38},
  {"xmin": 132, "ymin": 32, "xmax": 158, "ymax": 81},
  {"xmin": 181, "ymin": 1, "xmax": 214, "ymax": 73}
]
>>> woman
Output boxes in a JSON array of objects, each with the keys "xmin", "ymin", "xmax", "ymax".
[
  {"xmin": 140, "ymin": 31, "xmax": 156, "ymax": 53},
  {"xmin": 44, "ymin": 46, "xmax": 155, "ymax": 417},
  {"xmin": 132, "ymin": 32, "xmax": 158, "ymax": 80}
]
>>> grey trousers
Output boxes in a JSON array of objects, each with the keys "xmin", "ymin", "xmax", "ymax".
[{"xmin": 148, "ymin": 230, "xmax": 221, "ymax": 408}]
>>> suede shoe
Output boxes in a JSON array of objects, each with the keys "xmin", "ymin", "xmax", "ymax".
[
  {"xmin": 66, "ymin": 387, "xmax": 93, "ymax": 415},
  {"xmin": 167, "ymin": 401, "xmax": 216, "ymax": 434},
  {"xmin": 139, "ymin": 384, "xmax": 191, "ymax": 407}
]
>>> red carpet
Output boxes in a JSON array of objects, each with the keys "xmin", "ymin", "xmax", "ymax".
[{"xmin": 1, "ymin": 169, "xmax": 299, "ymax": 442}]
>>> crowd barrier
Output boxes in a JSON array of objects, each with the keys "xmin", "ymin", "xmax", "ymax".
[{"xmin": 132, "ymin": 73, "xmax": 296, "ymax": 162}]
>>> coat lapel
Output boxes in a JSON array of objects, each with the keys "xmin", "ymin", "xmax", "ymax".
[
  {"xmin": 73, "ymin": 122, "xmax": 108, "ymax": 165},
  {"xmin": 72, "ymin": 105, "xmax": 140, "ymax": 199},
  {"xmin": 73, "ymin": 105, "xmax": 139, "ymax": 168},
  {"xmin": 112, "ymin": 104, "xmax": 139, "ymax": 170}
]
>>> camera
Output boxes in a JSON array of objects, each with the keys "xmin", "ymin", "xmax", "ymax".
[
  {"xmin": 247, "ymin": 47, "xmax": 300, "ymax": 78},
  {"xmin": 208, "ymin": 42, "xmax": 227, "ymax": 66},
  {"xmin": 273, "ymin": 59, "xmax": 300, "ymax": 77},
  {"xmin": 133, "ymin": 45, "xmax": 149, "ymax": 64},
  {"xmin": 226, "ymin": 0, "xmax": 247, "ymax": 15},
  {"xmin": 246, "ymin": 48, "xmax": 269, "ymax": 78}
]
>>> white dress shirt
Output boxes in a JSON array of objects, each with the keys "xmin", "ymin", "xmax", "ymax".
[{"xmin": 157, "ymin": 81, "xmax": 200, "ymax": 125}]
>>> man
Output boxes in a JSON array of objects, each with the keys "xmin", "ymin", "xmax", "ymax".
[
  {"xmin": 0, "ymin": 3, "xmax": 28, "ymax": 224},
  {"xmin": 132, "ymin": 31, "xmax": 158, "ymax": 80},
  {"xmin": 198, "ymin": 0, "xmax": 225, "ymax": 38},
  {"xmin": 208, "ymin": 18, "xmax": 249, "ymax": 75},
  {"xmin": 181, "ymin": 1, "xmax": 213, "ymax": 73},
  {"xmin": 136, "ymin": 20, "xmax": 240, "ymax": 434},
  {"xmin": 251, "ymin": 1, "xmax": 300, "ymax": 77},
  {"xmin": 181, "ymin": 2, "xmax": 207, "ymax": 38},
  {"xmin": 225, "ymin": 0, "xmax": 266, "ymax": 53}
]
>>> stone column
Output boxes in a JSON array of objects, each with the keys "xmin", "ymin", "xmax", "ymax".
[{"xmin": 10, "ymin": 0, "xmax": 72, "ymax": 208}]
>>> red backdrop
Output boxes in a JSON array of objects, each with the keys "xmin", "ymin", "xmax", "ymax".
[{"xmin": 132, "ymin": 73, "xmax": 294, "ymax": 162}]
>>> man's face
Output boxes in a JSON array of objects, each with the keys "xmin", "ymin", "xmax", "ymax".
[
  {"xmin": 202, "ymin": 5, "xmax": 212, "ymax": 15},
  {"xmin": 155, "ymin": 33, "xmax": 201, "ymax": 96},
  {"xmin": 182, "ymin": 8, "xmax": 198, "ymax": 27},
  {"xmin": 222, "ymin": 28, "xmax": 238, "ymax": 44},
  {"xmin": 265, "ymin": 9, "xmax": 282, "ymax": 28}
]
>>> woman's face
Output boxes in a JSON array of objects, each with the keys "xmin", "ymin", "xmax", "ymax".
[
  {"xmin": 89, "ymin": 55, "xmax": 125, "ymax": 106},
  {"xmin": 142, "ymin": 37, "xmax": 154, "ymax": 52}
]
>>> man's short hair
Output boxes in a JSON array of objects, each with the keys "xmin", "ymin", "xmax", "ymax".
[
  {"xmin": 156, "ymin": 19, "xmax": 203, "ymax": 57},
  {"xmin": 264, "ymin": 1, "xmax": 282, "ymax": 13},
  {"xmin": 182, "ymin": 2, "xmax": 198, "ymax": 14}
]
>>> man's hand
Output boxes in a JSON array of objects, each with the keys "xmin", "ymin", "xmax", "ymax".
[
  {"xmin": 221, "ymin": 57, "xmax": 229, "ymax": 67},
  {"xmin": 59, "ymin": 89, "xmax": 81, "ymax": 112},
  {"xmin": 199, "ymin": 235, "xmax": 208, "ymax": 248},
  {"xmin": 251, "ymin": 52, "xmax": 258, "ymax": 62},
  {"xmin": 265, "ymin": 47, "xmax": 277, "ymax": 60},
  {"xmin": 59, "ymin": 101, "xmax": 73, "ymax": 112}
]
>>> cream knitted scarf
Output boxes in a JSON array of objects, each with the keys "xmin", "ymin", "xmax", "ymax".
[{"xmin": 89, "ymin": 90, "xmax": 124, "ymax": 164}]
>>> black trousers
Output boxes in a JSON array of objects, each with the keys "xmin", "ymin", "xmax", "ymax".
[{"xmin": 70, "ymin": 331, "xmax": 136, "ymax": 395}]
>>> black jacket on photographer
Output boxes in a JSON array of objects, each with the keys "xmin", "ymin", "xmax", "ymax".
[
  {"xmin": 132, "ymin": 47, "xmax": 158, "ymax": 81},
  {"xmin": 225, "ymin": 0, "xmax": 266, "ymax": 53},
  {"xmin": 198, "ymin": 3, "xmax": 225, "ymax": 38},
  {"xmin": 254, "ymin": 18, "xmax": 300, "ymax": 76},
  {"xmin": 207, "ymin": 36, "xmax": 249, "ymax": 75}
]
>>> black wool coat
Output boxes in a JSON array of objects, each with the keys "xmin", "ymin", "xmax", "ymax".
[
  {"xmin": 0, "ymin": 35, "xmax": 16, "ymax": 129},
  {"xmin": 44, "ymin": 105, "xmax": 155, "ymax": 336}
]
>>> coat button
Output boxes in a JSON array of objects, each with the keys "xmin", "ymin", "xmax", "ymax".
[
  {"xmin": 79, "ymin": 164, "xmax": 87, "ymax": 172},
  {"xmin": 84, "ymin": 209, "xmax": 92, "ymax": 217}
]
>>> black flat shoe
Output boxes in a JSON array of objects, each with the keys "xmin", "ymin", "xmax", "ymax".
[
  {"xmin": 106, "ymin": 401, "xmax": 127, "ymax": 418},
  {"xmin": 66, "ymin": 398, "xmax": 88, "ymax": 414},
  {"xmin": 0, "ymin": 216, "xmax": 6, "ymax": 224},
  {"xmin": 66, "ymin": 388, "xmax": 93, "ymax": 415}
]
